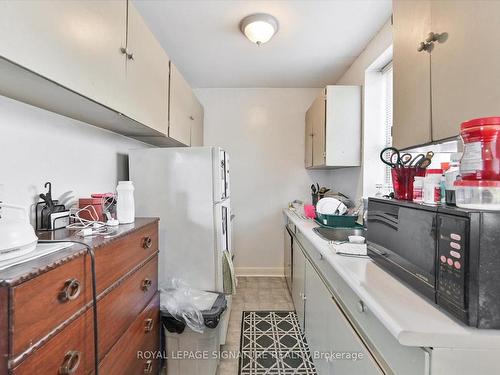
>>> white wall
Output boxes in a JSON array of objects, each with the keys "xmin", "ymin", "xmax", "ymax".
[
  {"xmin": 0, "ymin": 95, "xmax": 149, "ymax": 221},
  {"xmin": 195, "ymin": 88, "xmax": 336, "ymax": 276},
  {"xmin": 332, "ymin": 19, "xmax": 393, "ymax": 200}
]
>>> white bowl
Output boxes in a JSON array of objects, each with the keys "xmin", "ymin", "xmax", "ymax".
[{"xmin": 348, "ymin": 235, "xmax": 365, "ymax": 244}]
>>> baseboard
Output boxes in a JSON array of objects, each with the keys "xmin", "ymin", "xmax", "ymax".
[{"xmin": 235, "ymin": 267, "xmax": 284, "ymax": 277}]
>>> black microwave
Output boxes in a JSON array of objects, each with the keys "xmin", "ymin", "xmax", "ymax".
[{"xmin": 367, "ymin": 197, "xmax": 500, "ymax": 328}]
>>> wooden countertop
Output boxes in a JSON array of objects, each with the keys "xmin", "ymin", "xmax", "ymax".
[{"xmin": 0, "ymin": 217, "xmax": 159, "ymax": 287}]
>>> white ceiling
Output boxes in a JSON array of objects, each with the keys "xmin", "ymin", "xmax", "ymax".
[{"xmin": 133, "ymin": 0, "xmax": 392, "ymax": 88}]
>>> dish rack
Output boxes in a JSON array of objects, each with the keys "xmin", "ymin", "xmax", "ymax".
[{"xmin": 315, "ymin": 213, "xmax": 363, "ymax": 228}]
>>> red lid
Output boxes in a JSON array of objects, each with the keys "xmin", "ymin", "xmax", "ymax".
[
  {"xmin": 454, "ymin": 180, "xmax": 500, "ymax": 187},
  {"xmin": 461, "ymin": 117, "xmax": 500, "ymax": 130},
  {"xmin": 426, "ymin": 169, "xmax": 442, "ymax": 175}
]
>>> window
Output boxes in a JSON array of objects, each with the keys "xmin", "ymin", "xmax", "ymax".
[{"xmin": 381, "ymin": 62, "xmax": 393, "ymax": 190}]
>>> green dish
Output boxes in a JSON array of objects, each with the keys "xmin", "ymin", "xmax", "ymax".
[{"xmin": 315, "ymin": 213, "xmax": 363, "ymax": 228}]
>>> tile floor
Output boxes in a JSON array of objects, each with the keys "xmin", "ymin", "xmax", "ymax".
[{"xmin": 217, "ymin": 276, "xmax": 295, "ymax": 375}]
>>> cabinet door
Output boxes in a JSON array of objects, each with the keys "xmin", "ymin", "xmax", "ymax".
[
  {"xmin": 304, "ymin": 261, "xmax": 329, "ymax": 374},
  {"xmin": 169, "ymin": 63, "xmax": 195, "ymax": 146},
  {"xmin": 430, "ymin": 1, "xmax": 500, "ymax": 141},
  {"xmin": 125, "ymin": 3, "xmax": 169, "ymax": 135},
  {"xmin": 0, "ymin": 0, "xmax": 127, "ymax": 112},
  {"xmin": 305, "ymin": 107, "xmax": 314, "ymax": 168},
  {"xmin": 310, "ymin": 93, "xmax": 326, "ymax": 167},
  {"xmin": 190, "ymin": 94, "xmax": 204, "ymax": 146},
  {"xmin": 291, "ymin": 241, "xmax": 306, "ymax": 330},
  {"xmin": 393, "ymin": 0, "xmax": 432, "ymax": 149},
  {"xmin": 284, "ymin": 228, "xmax": 293, "ymax": 292},
  {"xmin": 305, "ymin": 261, "xmax": 382, "ymax": 375}
]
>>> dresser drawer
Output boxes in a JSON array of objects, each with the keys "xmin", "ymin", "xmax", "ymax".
[
  {"xmin": 98, "ymin": 255, "xmax": 158, "ymax": 358},
  {"xmin": 11, "ymin": 255, "xmax": 158, "ymax": 374},
  {"xmin": 10, "ymin": 222, "xmax": 158, "ymax": 357},
  {"xmin": 99, "ymin": 293, "xmax": 160, "ymax": 375},
  {"xmin": 11, "ymin": 255, "xmax": 90, "ymax": 357}
]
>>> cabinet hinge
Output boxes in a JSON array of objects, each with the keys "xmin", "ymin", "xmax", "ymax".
[{"xmin": 323, "ymin": 152, "xmax": 326, "ymax": 158}]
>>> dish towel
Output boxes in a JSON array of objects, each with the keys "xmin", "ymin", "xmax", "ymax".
[{"xmin": 222, "ymin": 250, "xmax": 237, "ymax": 295}]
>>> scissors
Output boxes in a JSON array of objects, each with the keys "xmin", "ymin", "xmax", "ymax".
[
  {"xmin": 380, "ymin": 147, "xmax": 403, "ymax": 168},
  {"xmin": 407, "ymin": 153, "xmax": 432, "ymax": 168}
]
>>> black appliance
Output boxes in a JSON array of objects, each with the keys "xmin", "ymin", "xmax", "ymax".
[{"xmin": 367, "ymin": 197, "xmax": 500, "ymax": 328}]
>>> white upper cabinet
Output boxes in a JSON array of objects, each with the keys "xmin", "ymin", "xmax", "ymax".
[
  {"xmin": 169, "ymin": 63, "xmax": 204, "ymax": 146},
  {"xmin": 124, "ymin": 3, "xmax": 169, "ymax": 135},
  {"xmin": 0, "ymin": 0, "xmax": 127, "ymax": 113},
  {"xmin": 305, "ymin": 86, "xmax": 361, "ymax": 169}
]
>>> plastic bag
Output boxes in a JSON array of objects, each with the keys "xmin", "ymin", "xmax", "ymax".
[{"xmin": 160, "ymin": 279, "xmax": 218, "ymax": 333}]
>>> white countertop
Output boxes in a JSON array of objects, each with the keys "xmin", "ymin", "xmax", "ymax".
[{"xmin": 284, "ymin": 208, "xmax": 500, "ymax": 350}]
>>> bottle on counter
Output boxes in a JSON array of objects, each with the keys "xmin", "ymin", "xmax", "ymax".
[
  {"xmin": 423, "ymin": 169, "xmax": 442, "ymax": 205},
  {"xmin": 413, "ymin": 176, "xmax": 425, "ymax": 203},
  {"xmin": 444, "ymin": 153, "xmax": 462, "ymax": 205},
  {"xmin": 116, "ymin": 181, "xmax": 135, "ymax": 224}
]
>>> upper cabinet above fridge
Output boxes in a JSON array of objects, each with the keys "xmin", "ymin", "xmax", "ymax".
[
  {"xmin": 393, "ymin": 0, "xmax": 500, "ymax": 150},
  {"xmin": 305, "ymin": 86, "xmax": 361, "ymax": 169}
]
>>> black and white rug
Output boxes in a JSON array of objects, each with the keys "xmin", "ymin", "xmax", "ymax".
[{"xmin": 239, "ymin": 311, "xmax": 317, "ymax": 375}]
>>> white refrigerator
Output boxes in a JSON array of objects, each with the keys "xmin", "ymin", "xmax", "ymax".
[{"xmin": 129, "ymin": 147, "xmax": 233, "ymax": 343}]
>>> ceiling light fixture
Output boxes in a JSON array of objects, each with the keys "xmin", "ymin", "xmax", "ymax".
[{"xmin": 240, "ymin": 13, "xmax": 279, "ymax": 45}]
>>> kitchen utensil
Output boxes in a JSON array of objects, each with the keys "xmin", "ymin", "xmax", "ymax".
[
  {"xmin": 380, "ymin": 147, "xmax": 402, "ymax": 168},
  {"xmin": 400, "ymin": 153, "xmax": 413, "ymax": 166},
  {"xmin": 43, "ymin": 182, "xmax": 54, "ymax": 209},
  {"xmin": 311, "ymin": 184, "xmax": 317, "ymax": 194},
  {"xmin": 0, "ymin": 203, "xmax": 38, "ymax": 260}
]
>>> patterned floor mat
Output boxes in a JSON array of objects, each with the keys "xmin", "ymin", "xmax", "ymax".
[{"xmin": 239, "ymin": 311, "xmax": 317, "ymax": 375}]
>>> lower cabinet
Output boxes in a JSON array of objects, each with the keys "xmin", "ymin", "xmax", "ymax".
[
  {"xmin": 304, "ymin": 260, "xmax": 382, "ymax": 375},
  {"xmin": 291, "ymin": 241, "xmax": 306, "ymax": 331}
]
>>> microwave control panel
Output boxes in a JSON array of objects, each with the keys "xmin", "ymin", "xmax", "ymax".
[{"xmin": 437, "ymin": 214, "xmax": 467, "ymax": 309}]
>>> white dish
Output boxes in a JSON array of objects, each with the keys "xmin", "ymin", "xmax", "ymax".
[
  {"xmin": 348, "ymin": 235, "xmax": 366, "ymax": 244},
  {"xmin": 316, "ymin": 198, "xmax": 347, "ymax": 215}
]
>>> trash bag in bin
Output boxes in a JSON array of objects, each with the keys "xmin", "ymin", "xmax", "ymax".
[{"xmin": 160, "ymin": 279, "xmax": 227, "ymax": 334}]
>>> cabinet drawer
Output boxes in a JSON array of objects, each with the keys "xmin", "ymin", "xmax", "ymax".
[
  {"xmin": 11, "ymin": 256, "xmax": 158, "ymax": 374},
  {"xmin": 10, "ymin": 222, "xmax": 158, "ymax": 357},
  {"xmin": 99, "ymin": 293, "xmax": 160, "ymax": 375},
  {"xmin": 297, "ymin": 232, "xmax": 428, "ymax": 375}
]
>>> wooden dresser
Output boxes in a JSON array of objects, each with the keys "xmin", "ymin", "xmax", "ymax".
[{"xmin": 0, "ymin": 218, "xmax": 160, "ymax": 375}]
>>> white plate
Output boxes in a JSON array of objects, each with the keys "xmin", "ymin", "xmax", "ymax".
[{"xmin": 316, "ymin": 198, "xmax": 347, "ymax": 215}]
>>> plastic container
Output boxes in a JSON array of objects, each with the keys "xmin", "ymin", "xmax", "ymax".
[
  {"xmin": 162, "ymin": 293, "xmax": 227, "ymax": 375},
  {"xmin": 454, "ymin": 180, "xmax": 500, "ymax": 210},
  {"xmin": 116, "ymin": 181, "xmax": 135, "ymax": 224},
  {"xmin": 423, "ymin": 169, "xmax": 442, "ymax": 204},
  {"xmin": 304, "ymin": 204, "xmax": 316, "ymax": 219},
  {"xmin": 460, "ymin": 117, "xmax": 500, "ymax": 180},
  {"xmin": 413, "ymin": 176, "xmax": 425, "ymax": 203}
]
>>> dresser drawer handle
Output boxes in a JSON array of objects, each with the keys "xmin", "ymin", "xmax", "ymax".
[
  {"xmin": 141, "ymin": 278, "xmax": 152, "ymax": 291},
  {"xmin": 58, "ymin": 279, "xmax": 81, "ymax": 303},
  {"xmin": 145, "ymin": 318, "xmax": 154, "ymax": 332},
  {"xmin": 142, "ymin": 236, "xmax": 153, "ymax": 249},
  {"xmin": 59, "ymin": 350, "xmax": 80, "ymax": 375},
  {"xmin": 144, "ymin": 360, "xmax": 153, "ymax": 373}
]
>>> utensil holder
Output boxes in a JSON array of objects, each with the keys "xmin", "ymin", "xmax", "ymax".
[{"xmin": 391, "ymin": 167, "xmax": 426, "ymax": 201}]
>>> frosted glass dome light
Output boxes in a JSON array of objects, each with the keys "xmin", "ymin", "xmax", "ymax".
[{"xmin": 240, "ymin": 14, "xmax": 279, "ymax": 45}]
